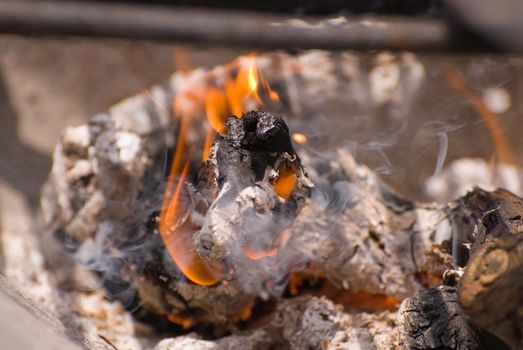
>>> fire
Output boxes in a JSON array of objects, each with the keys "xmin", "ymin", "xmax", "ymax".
[
  {"xmin": 159, "ymin": 161, "xmax": 220, "ymax": 286},
  {"xmin": 159, "ymin": 90, "xmax": 221, "ymax": 286},
  {"xmin": 160, "ymin": 54, "xmax": 284, "ymax": 286},
  {"xmin": 247, "ymin": 60, "xmax": 259, "ymax": 99},
  {"xmin": 205, "ymin": 87, "xmax": 227, "ymax": 135},
  {"xmin": 208, "ymin": 55, "xmax": 280, "ymax": 136}
]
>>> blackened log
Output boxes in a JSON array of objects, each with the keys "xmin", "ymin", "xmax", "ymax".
[{"xmin": 398, "ymin": 284, "xmax": 508, "ymax": 350}]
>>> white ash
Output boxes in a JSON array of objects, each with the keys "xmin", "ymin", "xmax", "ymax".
[
  {"xmin": 1, "ymin": 180, "xmax": 155, "ymax": 350},
  {"xmin": 109, "ymin": 84, "xmax": 173, "ymax": 137},
  {"xmin": 274, "ymin": 296, "xmax": 399, "ymax": 350},
  {"xmin": 62, "ymin": 124, "xmax": 92, "ymax": 151}
]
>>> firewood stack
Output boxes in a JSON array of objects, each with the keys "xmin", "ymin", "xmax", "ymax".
[{"xmin": 39, "ymin": 52, "xmax": 523, "ymax": 349}]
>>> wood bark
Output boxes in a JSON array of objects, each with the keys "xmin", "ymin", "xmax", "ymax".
[{"xmin": 456, "ymin": 189, "xmax": 523, "ymax": 349}]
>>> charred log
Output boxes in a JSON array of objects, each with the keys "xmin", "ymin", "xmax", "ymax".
[{"xmin": 398, "ymin": 282, "xmax": 508, "ymax": 350}]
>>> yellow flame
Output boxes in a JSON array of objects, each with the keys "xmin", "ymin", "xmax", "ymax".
[
  {"xmin": 248, "ymin": 60, "xmax": 258, "ymax": 93},
  {"xmin": 210, "ymin": 55, "xmax": 280, "ymax": 135}
]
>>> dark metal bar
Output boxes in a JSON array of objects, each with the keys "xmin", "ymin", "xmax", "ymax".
[{"xmin": 0, "ymin": 0, "xmax": 485, "ymax": 51}]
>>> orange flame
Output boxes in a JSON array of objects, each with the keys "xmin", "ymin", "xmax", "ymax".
[
  {"xmin": 159, "ymin": 161, "xmax": 220, "ymax": 286},
  {"xmin": 160, "ymin": 53, "xmax": 284, "ymax": 286},
  {"xmin": 202, "ymin": 129, "xmax": 215, "ymax": 161},
  {"xmin": 208, "ymin": 55, "xmax": 280, "ymax": 136},
  {"xmin": 205, "ymin": 87, "xmax": 228, "ymax": 135}
]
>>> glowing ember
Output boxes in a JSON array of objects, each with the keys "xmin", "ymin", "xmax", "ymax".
[
  {"xmin": 167, "ymin": 314, "xmax": 196, "ymax": 330},
  {"xmin": 292, "ymin": 133, "xmax": 308, "ymax": 144},
  {"xmin": 333, "ymin": 291, "xmax": 400, "ymax": 312},
  {"xmin": 240, "ymin": 302, "xmax": 255, "ymax": 321},
  {"xmin": 272, "ymin": 167, "xmax": 298, "ymax": 199},
  {"xmin": 288, "ymin": 274, "xmax": 304, "ymax": 296}
]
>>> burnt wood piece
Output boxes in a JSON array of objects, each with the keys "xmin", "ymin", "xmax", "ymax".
[
  {"xmin": 398, "ymin": 284, "xmax": 508, "ymax": 350},
  {"xmin": 459, "ymin": 236, "xmax": 523, "ymax": 349},
  {"xmin": 194, "ymin": 111, "xmax": 311, "ymax": 264},
  {"xmin": 449, "ymin": 188, "xmax": 523, "ymax": 265}
]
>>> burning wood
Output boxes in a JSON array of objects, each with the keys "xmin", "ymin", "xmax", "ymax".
[{"xmin": 38, "ymin": 52, "xmax": 523, "ymax": 349}]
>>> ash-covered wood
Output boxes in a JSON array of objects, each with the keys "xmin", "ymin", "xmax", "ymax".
[
  {"xmin": 396, "ymin": 188, "xmax": 523, "ymax": 350},
  {"xmin": 193, "ymin": 111, "xmax": 312, "ymax": 276},
  {"xmin": 283, "ymin": 148, "xmax": 434, "ymax": 299}
]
